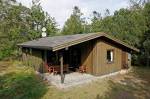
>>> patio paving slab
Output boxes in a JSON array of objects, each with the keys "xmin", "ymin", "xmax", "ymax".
[{"xmin": 38, "ymin": 70, "xmax": 127, "ymax": 89}]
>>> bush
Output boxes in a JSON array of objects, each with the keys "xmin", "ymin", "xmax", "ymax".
[{"xmin": 0, "ymin": 63, "xmax": 48, "ymax": 99}]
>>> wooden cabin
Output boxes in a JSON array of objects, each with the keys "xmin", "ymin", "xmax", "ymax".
[{"xmin": 18, "ymin": 32, "xmax": 139, "ymax": 77}]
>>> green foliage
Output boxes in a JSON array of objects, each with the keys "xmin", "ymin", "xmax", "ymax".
[
  {"xmin": 30, "ymin": 2, "xmax": 58, "ymax": 37},
  {"xmin": 61, "ymin": 6, "xmax": 84, "ymax": 35},
  {"xmin": 91, "ymin": 11, "xmax": 102, "ymax": 32},
  {"xmin": 0, "ymin": 62, "xmax": 48, "ymax": 99},
  {"xmin": 0, "ymin": 72, "xmax": 47, "ymax": 99},
  {"xmin": 139, "ymin": 3, "xmax": 150, "ymax": 66},
  {"xmin": 144, "ymin": 3, "xmax": 150, "ymax": 28},
  {"xmin": 91, "ymin": 8, "xmax": 147, "ymax": 46},
  {"xmin": 0, "ymin": 0, "xmax": 58, "ymax": 60}
]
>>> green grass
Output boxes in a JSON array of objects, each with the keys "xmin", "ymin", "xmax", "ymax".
[
  {"xmin": 0, "ymin": 61, "xmax": 150, "ymax": 99},
  {"xmin": 0, "ymin": 61, "xmax": 48, "ymax": 99}
]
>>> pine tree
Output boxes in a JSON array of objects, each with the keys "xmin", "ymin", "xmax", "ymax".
[{"xmin": 61, "ymin": 6, "xmax": 84, "ymax": 35}]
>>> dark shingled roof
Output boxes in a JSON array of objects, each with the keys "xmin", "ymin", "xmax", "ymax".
[{"xmin": 18, "ymin": 32, "xmax": 139, "ymax": 52}]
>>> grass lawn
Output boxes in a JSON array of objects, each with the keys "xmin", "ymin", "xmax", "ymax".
[{"xmin": 0, "ymin": 61, "xmax": 150, "ymax": 99}]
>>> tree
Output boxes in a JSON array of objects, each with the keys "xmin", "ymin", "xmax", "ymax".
[
  {"xmin": 143, "ymin": 3, "xmax": 150, "ymax": 29},
  {"xmin": 30, "ymin": 1, "xmax": 58, "ymax": 38},
  {"xmin": 44, "ymin": 13, "xmax": 59, "ymax": 36},
  {"xmin": 61, "ymin": 6, "xmax": 84, "ymax": 35},
  {"xmin": 91, "ymin": 11, "xmax": 102, "ymax": 32},
  {"xmin": 0, "ymin": 0, "xmax": 58, "ymax": 60},
  {"xmin": 130, "ymin": 0, "xmax": 150, "ymax": 7},
  {"xmin": 104, "ymin": 9, "xmax": 110, "ymax": 17},
  {"xmin": 143, "ymin": 39, "xmax": 150, "ymax": 67},
  {"xmin": 137, "ymin": 0, "xmax": 150, "ymax": 5},
  {"xmin": 141, "ymin": 3, "xmax": 150, "ymax": 67},
  {"xmin": 0, "ymin": 1, "xmax": 32, "ymax": 59},
  {"xmin": 91, "ymin": 8, "xmax": 146, "ymax": 46}
]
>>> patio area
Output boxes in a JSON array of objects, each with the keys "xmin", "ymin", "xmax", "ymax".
[
  {"xmin": 43, "ymin": 72, "xmax": 95, "ymax": 88},
  {"xmin": 40, "ymin": 70, "xmax": 124, "ymax": 89}
]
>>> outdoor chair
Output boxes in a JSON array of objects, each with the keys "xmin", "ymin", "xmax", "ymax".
[
  {"xmin": 123, "ymin": 63, "xmax": 129, "ymax": 69},
  {"xmin": 45, "ymin": 63, "xmax": 53, "ymax": 73},
  {"xmin": 48, "ymin": 63, "xmax": 58, "ymax": 75},
  {"xmin": 53, "ymin": 67, "xmax": 58, "ymax": 75},
  {"xmin": 79, "ymin": 66, "xmax": 87, "ymax": 73}
]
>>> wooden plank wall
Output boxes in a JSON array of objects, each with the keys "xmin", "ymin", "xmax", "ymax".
[
  {"xmin": 22, "ymin": 48, "xmax": 43, "ymax": 72},
  {"xmin": 31, "ymin": 49, "xmax": 43, "ymax": 72},
  {"xmin": 122, "ymin": 51, "xmax": 127, "ymax": 68},
  {"xmin": 80, "ymin": 39, "xmax": 126, "ymax": 75},
  {"xmin": 80, "ymin": 41, "xmax": 94, "ymax": 74},
  {"xmin": 93, "ymin": 39, "xmax": 122, "ymax": 76}
]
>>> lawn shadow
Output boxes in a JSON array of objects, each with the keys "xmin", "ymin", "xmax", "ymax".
[
  {"xmin": 95, "ymin": 67, "xmax": 150, "ymax": 99},
  {"xmin": 130, "ymin": 67, "xmax": 150, "ymax": 83},
  {"xmin": 0, "ymin": 71, "xmax": 48, "ymax": 99},
  {"xmin": 96, "ymin": 80, "xmax": 137, "ymax": 99}
]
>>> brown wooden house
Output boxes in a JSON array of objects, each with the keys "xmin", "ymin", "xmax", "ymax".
[{"xmin": 18, "ymin": 32, "xmax": 139, "ymax": 82}]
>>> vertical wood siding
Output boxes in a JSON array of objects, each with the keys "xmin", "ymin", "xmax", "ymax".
[
  {"xmin": 80, "ymin": 38, "xmax": 129, "ymax": 75},
  {"xmin": 92, "ymin": 39, "xmax": 123, "ymax": 76},
  {"xmin": 22, "ymin": 48, "xmax": 43, "ymax": 72},
  {"xmin": 80, "ymin": 41, "xmax": 94, "ymax": 74}
]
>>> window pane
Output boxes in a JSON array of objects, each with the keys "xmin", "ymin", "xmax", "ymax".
[
  {"xmin": 110, "ymin": 51, "xmax": 113, "ymax": 62},
  {"xmin": 107, "ymin": 50, "xmax": 114, "ymax": 62},
  {"xmin": 107, "ymin": 50, "xmax": 111, "ymax": 62}
]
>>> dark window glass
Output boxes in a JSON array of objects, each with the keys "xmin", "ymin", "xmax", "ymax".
[{"xmin": 107, "ymin": 50, "xmax": 114, "ymax": 62}]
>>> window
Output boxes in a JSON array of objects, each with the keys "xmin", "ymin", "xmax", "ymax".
[{"xmin": 107, "ymin": 50, "xmax": 114, "ymax": 63}]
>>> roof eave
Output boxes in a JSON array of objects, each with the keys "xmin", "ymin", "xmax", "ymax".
[
  {"xmin": 102, "ymin": 33, "xmax": 140, "ymax": 53},
  {"xmin": 18, "ymin": 44, "xmax": 53, "ymax": 50}
]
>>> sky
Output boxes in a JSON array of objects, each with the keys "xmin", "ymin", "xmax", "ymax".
[{"xmin": 16, "ymin": 0, "xmax": 129, "ymax": 28}]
